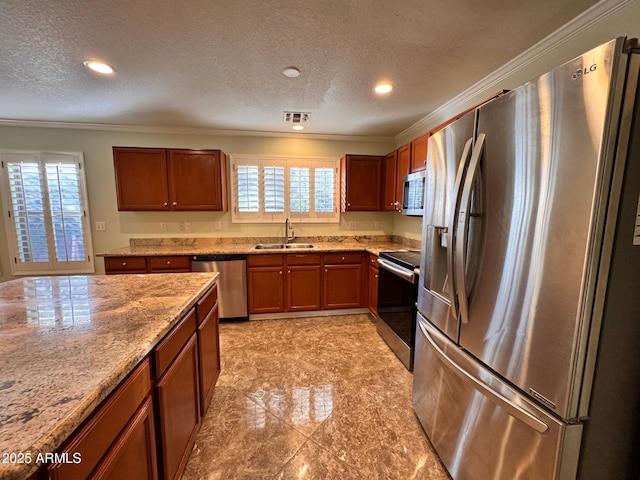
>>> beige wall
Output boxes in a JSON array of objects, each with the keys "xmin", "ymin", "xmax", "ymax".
[{"xmin": 1, "ymin": 0, "xmax": 638, "ymax": 281}]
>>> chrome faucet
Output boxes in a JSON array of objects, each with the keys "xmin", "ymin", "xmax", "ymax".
[{"xmin": 285, "ymin": 217, "xmax": 295, "ymax": 244}]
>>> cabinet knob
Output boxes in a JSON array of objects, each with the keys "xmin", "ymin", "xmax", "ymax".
[
  {"xmin": 164, "ymin": 202, "xmax": 168, "ymax": 206},
  {"xmin": 121, "ymin": 262, "xmax": 127, "ymax": 266},
  {"xmin": 279, "ymin": 270, "xmax": 283, "ymax": 275},
  {"xmin": 172, "ymin": 201, "xmax": 178, "ymax": 206},
  {"xmin": 166, "ymin": 260, "xmax": 171, "ymax": 265},
  {"xmin": 342, "ymin": 256, "xmax": 345, "ymax": 261},
  {"xmin": 288, "ymin": 270, "xmax": 291, "ymax": 274}
]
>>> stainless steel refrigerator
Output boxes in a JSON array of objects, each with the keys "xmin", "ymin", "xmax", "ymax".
[{"xmin": 413, "ymin": 37, "xmax": 640, "ymax": 480}]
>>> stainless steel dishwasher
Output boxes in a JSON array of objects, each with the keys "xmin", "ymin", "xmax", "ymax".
[{"xmin": 191, "ymin": 254, "xmax": 248, "ymax": 321}]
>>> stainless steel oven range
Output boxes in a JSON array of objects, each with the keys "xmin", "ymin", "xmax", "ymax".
[{"xmin": 376, "ymin": 250, "xmax": 421, "ymax": 370}]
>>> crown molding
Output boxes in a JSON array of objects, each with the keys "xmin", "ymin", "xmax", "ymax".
[
  {"xmin": 0, "ymin": 118, "xmax": 395, "ymax": 144},
  {"xmin": 395, "ymin": 0, "xmax": 634, "ymax": 146}
]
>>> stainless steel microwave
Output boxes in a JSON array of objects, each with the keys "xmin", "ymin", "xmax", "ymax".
[{"xmin": 402, "ymin": 171, "xmax": 425, "ymax": 216}]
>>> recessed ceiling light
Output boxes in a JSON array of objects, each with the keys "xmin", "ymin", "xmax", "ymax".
[
  {"xmin": 283, "ymin": 67, "xmax": 301, "ymax": 78},
  {"xmin": 83, "ymin": 60, "xmax": 115, "ymax": 75},
  {"xmin": 374, "ymin": 82, "xmax": 393, "ymax": 94},
  {"xmin": 292, "ymin": 124, "xmax": 305, "ymax": 131}
]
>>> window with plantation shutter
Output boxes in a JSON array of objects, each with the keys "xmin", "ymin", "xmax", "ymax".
[
  {"xmin": 0, "ymin": 150, "xmax": 94, "ymax": 275},
  {"xmin": 230, "ymin": 155, "xmax": 339, "ymax": 223}
]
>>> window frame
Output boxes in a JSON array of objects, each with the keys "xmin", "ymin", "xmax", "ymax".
[
  {"xmin": 230, "ymin": 154, "xmax": 340, "ymax": 224},
  {"xmin": 0, "ymin": 149, "xmax": 95, "ymax": 276}
]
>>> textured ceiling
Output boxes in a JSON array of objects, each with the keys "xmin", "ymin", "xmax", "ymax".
[{"xmin": 0, "ymin": 0, "xmax": 601, "ymax": 137}]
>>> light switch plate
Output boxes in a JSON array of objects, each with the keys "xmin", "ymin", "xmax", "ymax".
[{"xmin": 95, "ymin": 221, "xmax": 106, "ymax": 231}]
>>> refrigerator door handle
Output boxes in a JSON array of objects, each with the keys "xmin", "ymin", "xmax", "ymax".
[
  {"xmin": 455, "ymin": 133, "xmax": 485, "ymax": 324},
  {"xmin": 447, "ymin": 137, "xmax": 474, "ymax": 320},
  {"xmin": 418, "ymin": 316, "xmax": 549, "ymax": 434}
]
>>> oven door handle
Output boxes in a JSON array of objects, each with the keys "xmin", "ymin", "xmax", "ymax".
[{"xmin": 377, "ymin": 258, "xmax": 416, "ymax": 284}]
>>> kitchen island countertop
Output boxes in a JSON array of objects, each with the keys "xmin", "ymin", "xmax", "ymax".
[{"xmin": 0, "ymin": 272, "xmax": 218, "ymax": 480}]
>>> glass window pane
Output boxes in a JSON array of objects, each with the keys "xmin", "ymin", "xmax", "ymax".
[
  {"xmin": 237, "ymin": 165, "xmax": 260, "ymax": 212},
  {"xmin": 290, "ymin": 167, "xmax": 310, "ymax": 213},
  {"xmin": 314, "ymin": 167, "xmax": 334, "ymax": 213},
  {"xmin": 264, "ymin": 166, "xmax": 285, "ymax": 212}
]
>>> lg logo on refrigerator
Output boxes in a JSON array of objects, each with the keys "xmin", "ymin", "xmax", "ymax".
[{"xmin": 572, "ymin": 64, "xmax": 597, "ymax": 80}]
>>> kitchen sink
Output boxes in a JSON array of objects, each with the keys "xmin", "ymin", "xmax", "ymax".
[{"xmin": 253, "ymin": 243, "xmax": 316, "ymax": 250}]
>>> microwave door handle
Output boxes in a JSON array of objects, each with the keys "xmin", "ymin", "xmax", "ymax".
[
  {"xmin": 447, "ymin": 137, "xmax": 474, "ymax": 320},
  {"xmin": 455, "ymin": 133, "xmax": 485, "ymax": 324}
]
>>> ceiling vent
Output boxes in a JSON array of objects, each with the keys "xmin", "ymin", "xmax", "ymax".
[{"xmin": 283, "ymin": 111, "xmax": 310, "ymax": 124}]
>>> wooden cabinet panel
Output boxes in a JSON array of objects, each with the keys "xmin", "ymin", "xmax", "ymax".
[
  {"xmin": 90, "ymin": 397, "xmax": 158, "ymax": 480},
  {"xmin": 113, "ymin": 148, "xmax": 169, "ymax": 211},
  {"xmin": 154, "ymin": 310, "xmax": 197, "ymax": 380},
  {"xmin": 167, "ymin": 150, "xmax": 227, "ymax": 211},
  {"xmin": 197, "ymin": 303, "xmax": 220, "ymax": 416},
  {"xmin": 113, "ymin": 147, "xmax": 227, "ymax": 212},
  {"xmin": 410, "ymin": 134, "xmax": 429, "ymax": 172},
  {"xmin": 396, "ymin": 144, "xmax": 411, "ymax": 210},
  {"xmin": 248, "ymin": 266, "xmax": 284, "ymax": 314},
  {"xmin": 147, "ymin": 256, "xmax": 191, "ymax": 273},
  {"xmin": 155, "ymin": 334, "xmax": 200, "ymax": 480},
  {"xmin": 247, "ymin": 254, "xmax": 284, "ymax": 267},
  {"xmin": 195, "ymin": 284, "xmax": 218, "ymax": 323},
  {"xmin": 286, "ymin": 265, "xmax": 322, "ymax": 311},
  {"xmin": 324, "ymin": 252, "xmax": 362, "ymax": 264},
  {"xmin": 340, "ymin": 155, "xmax": 383, "ymax": 211},
  {"xmin": 323, "ymin": 264, "xmax": 363, "ymax": 309},
  {"xmin": 104, "ymin": 256, "xmax": 147, "ymax": 274},
  {"xmin": 368, "ymin": 253, "xmax": 379, "ymax": 315},
  {"xmin": 104, "ymin": 256, "xmax": 190, "ymax": 275},
  {"xmin": 382, "ymin": 151, "xmax": 397, "ymax": 211},
  {"xmin": 48, "ymin": 360, "xmax": 152, "ymax": 480}
]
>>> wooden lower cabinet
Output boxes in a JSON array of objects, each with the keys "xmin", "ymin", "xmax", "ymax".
[
  {"xmin": 247, "ymin": 255, "xmax": 284, "ymax": 314},
  {"xmin": 104, "ymin": 256, "xmax": 191, "ymax": 275},
  {"xmin": 90, "ymin": 397, "xmax": 158, "ymax": 480},
  {"xmin": 286, "ymin": 254, "xmax": 322, "ymax": 312},
  {"xmin": 368, "ymin": 254, "xmax": 379, "ymax": 315},
  {"xmin": 155, "ymin": 318, "xmax": 201, "ymax": 480},
  {"xmin": 197, "ymin": 303, "xmax": 220, "ymax": 416},
  {"xmin": 322, "ymin": 253, "xmax": 364, "ymax": 309}
]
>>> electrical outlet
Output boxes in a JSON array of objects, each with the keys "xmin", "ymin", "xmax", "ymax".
[
  {"xmin": 185, "ymin": 222, "xmax": 192, "ymax": 231},
  {"xmin": 178, "ymin": 222, "xmax": 185, "ymax": 231},
  {"xmin": 374, "ymin": 221, "xmax": 381, "ymax": 229},
  {"xmin": 160, "ymin": 222, "xmax": 167, "ymax": 231},
  {"xmin": 214, "ymin": 221, "xmax": 222, "ymax": 230},
  {"xmin": 348, "ymin": 221, "xmax": 357, "ymax": 230},
  {"xmin": 95, "ymin": 221, "xmax": 106, "ymax": 231}
]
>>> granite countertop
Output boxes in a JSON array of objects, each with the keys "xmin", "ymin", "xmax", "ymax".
[
  {"xmin": 97, "ymin": 236, "xmax": 421, "ymax": 257},
  {"xmin": 0, "ymin": 272, "xmax": 218, "ymax": 480}
]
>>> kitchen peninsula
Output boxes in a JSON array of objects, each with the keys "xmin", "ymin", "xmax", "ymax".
[{"xmin": 0, "ymin": 273, "xmax": 219, "ymax": 480}]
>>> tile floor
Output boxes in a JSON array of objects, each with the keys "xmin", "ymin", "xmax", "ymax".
[{"xmin": 182, "ymin": 314, "xmax": 450, "ymax": 480}]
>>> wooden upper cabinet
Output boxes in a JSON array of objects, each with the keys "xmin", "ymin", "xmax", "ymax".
[
  {"xmin": 410, "ymin": 133, "xmax": 429, "ymax": 172},
  {"xmin": 382, "ymin": 151, "xmax": 397, "ymax": 212},
  {"xmin": 340, "ymin": 154, "xmax": 383, "ymax": 211},
  {"xmin": 113, "ymin": 148, "xmax": 170, "ymax": 210},
  {"xmin": 396, "ymin": 144, "xmax": 411, "ymax": 209},
  {"xmin": 167, "ymin": 149, "xmax": 227, "ymax": 211},
  {"xmin": 113, "ymin": 147, "xmax": 228, "ymax": 212}
]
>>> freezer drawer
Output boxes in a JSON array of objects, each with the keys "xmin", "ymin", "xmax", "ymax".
[{"xmin": 413, "ymin": 313, "xmax": 582, "ymax": 480}]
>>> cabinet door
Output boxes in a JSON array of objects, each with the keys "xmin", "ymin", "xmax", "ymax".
[
  {"xmin": 368, "ymin": 264, "xmax": 379, "ymax": 315},
  {"xmin": 382, "ymin": 151, "xmax": 397, "ymax": 211},
  {"xmin": 396, "ymin": 144, "xmax": 411, "ymax": 210},
  {"xmin": 410, "ymin": 134, "xmax": 429, "ymax": 172},
  {"xmin": 197, "ymin": 303, "xmax": 220, "ymax": 416},
  {"xmin": 323, "ymin": 264, "xmax": 362, "ymax": 309},
  {"xmin": 247, "ymin": 266, "xmax": 284, "ymax": 313},
  {"xmin": 90, "ymin": 397, "xmax": 158, "ymax": 480},
  {"xmin": 113, "ymin": 148, "xmax": 169, "ymax": 211},
  {"xmin": 156, "ymin": 334, "xmax": 200, "ymax": 480},
  {"xmin": 341, "ymin": 155, "xmax": 383, "ymax": 211},
  {"xmin": 167, "ymin": 150, "xmax": 227, "ymax": 211},
  {"xmin": 286, "ymin": 265, "xmax": 322, "ymax": 311}
]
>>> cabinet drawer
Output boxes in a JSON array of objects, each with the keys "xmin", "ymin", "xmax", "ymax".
[
  {"xmin": 324, "ymin": 252, "xmax": 362, "ymax": 264},
  {"xmin": 196, "ymin": 284, "xmax": 218, "ymax": 325},
  {"xmin": 48, "ymin": 359, "xmax": 152, "ymax": 480},
  {"xmin": 247, "ymin": 254, "xmax": 284, "ymax": 267},
  {"xmin": 154, "ymin": 309, "xmax": 197, "ymax": 380},
  {"xmin": 147, "ymin": 255, "xmax": 191, "ymax": 272},
  {"xmin": 286, "ymin": 253, "xmax": 321, "ymax": 266},
  {"xmin": 104, "ymin": 256, "xmax": 147, "ymax": 274}
]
